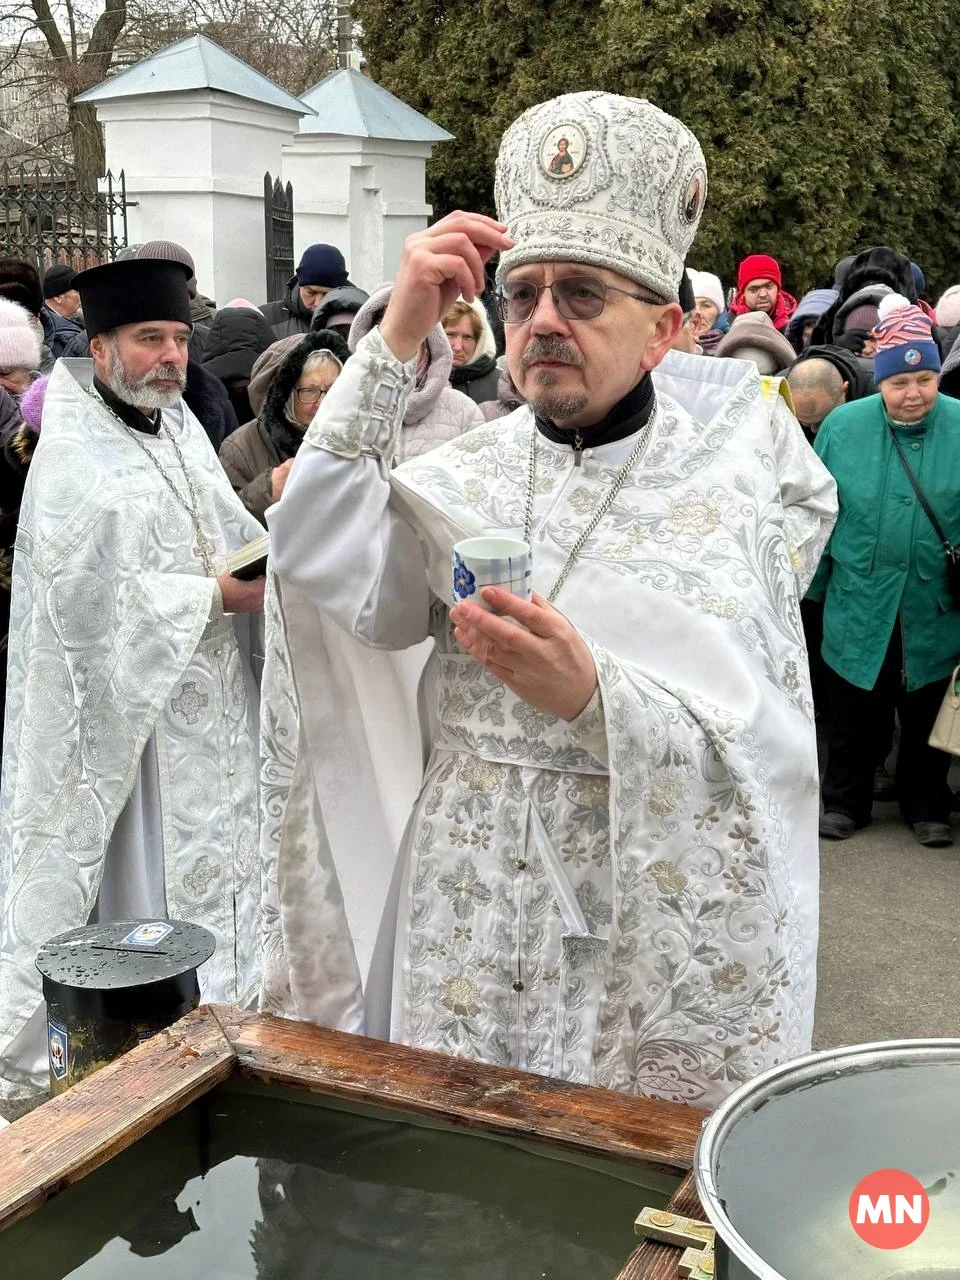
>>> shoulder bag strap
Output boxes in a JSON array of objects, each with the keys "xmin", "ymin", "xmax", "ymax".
[{"xmin": 887, "ymin": 425, "xmax": 953, "ymax": 552}]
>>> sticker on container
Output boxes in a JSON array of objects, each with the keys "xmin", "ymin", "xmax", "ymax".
[
  {"xmin": 122, "ymin": 922, "xmax": 174, "ymax": 947},
  {"xmin": 48, "ymin": 1018, "xmax": 68, "ymax": 1082}
]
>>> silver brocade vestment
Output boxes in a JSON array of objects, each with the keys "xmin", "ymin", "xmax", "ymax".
[
  {"xmin": 0, "ymin": 359, "xmax": 264, "ymax": 1110},
  {"xmin": 262, "ymin": 334, "xmax": 837, "ymax": 1107}
]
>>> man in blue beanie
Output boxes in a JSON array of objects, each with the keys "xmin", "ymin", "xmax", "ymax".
[{"xmin": 260, "ymin": 243, "xmax": 352, "ymax": 339}]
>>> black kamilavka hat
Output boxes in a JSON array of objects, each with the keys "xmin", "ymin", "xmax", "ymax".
[{"xmin": 73, "ymin": 258, "xmax": 193, "ymax": 339}]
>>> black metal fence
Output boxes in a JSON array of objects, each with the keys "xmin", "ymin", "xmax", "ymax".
[
  {"xmin": 264, "ymin": 171, "xmax": 294, "ymax": 301},
  {"xmin": 0, "ymin": 163, "xmax": 131, "ymax": 272}
]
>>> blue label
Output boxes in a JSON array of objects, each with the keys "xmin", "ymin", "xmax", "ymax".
[
  {"xmin": 48, "ymin": 1018, "xmax": 68, "ymax": 1082},
  {"xmin": 121, "ymin": 922, "xmax": 174, "ymax": 947}
]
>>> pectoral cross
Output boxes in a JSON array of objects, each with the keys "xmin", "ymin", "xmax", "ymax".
[{"xmin": 634, "ymin": 1206, "xmax": 716, "ymax": 1278}]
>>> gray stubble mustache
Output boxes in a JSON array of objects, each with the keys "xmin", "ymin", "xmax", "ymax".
[{"xmin": 520, "ymin": 337, "xmax": 585, "ymax": 372}]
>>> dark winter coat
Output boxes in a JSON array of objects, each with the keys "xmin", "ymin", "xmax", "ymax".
[
  {"xmin": 0, "ymin": 386, "xmax": 25, "ymax": 563},
  {"xmin": 938, "ymin": 329, "xmax": 960, "ymax": 400},
  {"xmin": 784, "ymin": 288, "xmax": 839, "ymax": 354},
  {"xmin": 938, "ymin": 323, "xmax": 960, "ymax": 361},
  {"xmin": 40, "ymin": 305, "xmax": 84, "ymax": 358},
  {"xmin": 480, "ymin": 365, "xmax": 526, "ymax": 422},
  {"xmin": 191, "ymin": 294, "xmax": 216, "ymax": 326},
  {"xmin": 809, "ymin": 248, "xmax": 918, "ymax": 347},
  {"xmin": 184, "ymin": 360, "xmax": 238, "ymax": 449},
  {"xmin": 260, "ymin": 281, "xmax": 317, "ymax": 339},
  {"xmin": 791, "ymin": 344, "xmax": 876, "ymax": 401},
  {"xmin": 310, "ymin": 286, "xmax": 370, "ymax": 335},
  {"xmin": 450, "ymin": 355, "xmax": 500, "ymax": 405},
  {"xmin": 200, "ymin": 308, "xmax": 276, "ymax": 384},
  {"xmin": 0, "ymin": 387, "xmax": 29, "ymax": 739},
  {"xmin": 60, "ymin": 329, "xmax": 91, "ymax": 359},
  {"xmin": 218, "ymin": 328, "xmax": 350, "ymax": 523}
]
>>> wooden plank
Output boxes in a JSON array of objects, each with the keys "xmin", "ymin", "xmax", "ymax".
[
  {"xmin": 0, "ymin": 1005, "xmax": 235, "ymax": 1233},
  {"xmin": 615, "ymin": 1172, "xmax": 712, "ymax": 1279},
  {"xmin": 214, "ymin": 1005, "xmax": 706, "ymax": 1174}
]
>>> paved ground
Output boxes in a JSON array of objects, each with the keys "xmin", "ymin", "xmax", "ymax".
[{"xmin": 813, "ymin": 799, "xmax": 960, "ymax": 1049}]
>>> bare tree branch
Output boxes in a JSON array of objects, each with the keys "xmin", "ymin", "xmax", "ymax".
[{"xmin": 0, "ymin": 0, "xmax": 339, "ymax": 177}]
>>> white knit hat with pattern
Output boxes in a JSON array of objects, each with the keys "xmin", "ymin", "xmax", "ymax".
[
  {"xmin": 494, "ymin": 91, "xmax": 707, "ymax": 302},
  {"xmin": 0, "ymin": 297, "xmax": 41, "ymax": 370}
]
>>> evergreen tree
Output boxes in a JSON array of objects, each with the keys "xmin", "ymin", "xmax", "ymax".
[
  {"xmin": 865, "ymin": 0, "xmax": 958, "ymax": 294},
  {"xmin": 355, "ymin": 0, "xmax": 960, "ymax": 294},
  {"xmin": 601, "ymin": 0, "xmax": 889, "ymax": 293},
  {"xmin": 353, "ymin": 0, "xmax": 606, "ymax": 213}
]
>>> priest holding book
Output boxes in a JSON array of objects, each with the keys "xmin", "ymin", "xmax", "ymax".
[{"xmin": 0, "ymin": 257, "xmax": 266, "ymax": 1117}]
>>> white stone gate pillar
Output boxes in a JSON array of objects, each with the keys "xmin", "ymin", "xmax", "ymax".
[
  {"xmin": 283, "ymin": 69, "xmax": 452, "ymax": 294},
  {"xmin": 76, "ymin": 35, "xmax": 311, "ymax": 305}
]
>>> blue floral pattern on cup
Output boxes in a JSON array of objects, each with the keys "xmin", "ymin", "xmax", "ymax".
[{"xmin": 452, "ymin": 552, "xmax": 476, "ymax": 601}]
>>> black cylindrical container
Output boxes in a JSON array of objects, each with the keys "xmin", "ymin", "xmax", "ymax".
[{"xmin": 36, "ymin": 918, "xmax": 215, "ymax": 1094}]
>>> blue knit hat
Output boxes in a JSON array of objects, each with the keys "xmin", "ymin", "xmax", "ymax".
[
  {"xmin": 872, "ymin": 294, "xmax": 941, "ymax": 383},
  {"xmin": 296, "ymin": 244, "xmax": 348, "ymax": 288}
]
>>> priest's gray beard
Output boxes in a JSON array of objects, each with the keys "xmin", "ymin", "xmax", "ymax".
[
  {"xmin": 104, "ymin": 336, "xmax": 186, "ymax": 410},
  {"xmin": 519, "ymin": 336, "xmax": 588, "ymax": 422}
]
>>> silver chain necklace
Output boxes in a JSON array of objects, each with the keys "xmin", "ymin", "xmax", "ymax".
[
  {"xmin": 523, "ymin": 407, "xmax": 656, "ymax": 602},
  {"xmin": 91, "ymin": 388, "xmax": 217, "ymax": 576}
]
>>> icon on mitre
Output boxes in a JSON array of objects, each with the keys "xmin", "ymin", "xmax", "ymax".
[{"xmin": 540, "ymin": 124, "xmax": 587, "ymax": 180}]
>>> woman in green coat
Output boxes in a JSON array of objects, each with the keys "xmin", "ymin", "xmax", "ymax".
[{"xmin": 809, "ymin": 295, "xmax": 960, "ymax": 847}]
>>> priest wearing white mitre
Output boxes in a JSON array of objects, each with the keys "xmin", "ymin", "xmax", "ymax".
[
  {"xmin": 0, "ymin": 258, "xmax": 266, "ymax": 1116},
  {"xmin": 262, "ymin": 92, "xmax": 838, "ymax": 1106}
]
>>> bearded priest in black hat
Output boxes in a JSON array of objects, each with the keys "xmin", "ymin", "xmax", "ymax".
[{"xmin": 0, "ymin": 258, "xmax": 266, "ymax": 1117}]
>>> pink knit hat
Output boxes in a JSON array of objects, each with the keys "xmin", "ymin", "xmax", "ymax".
[
  {"xmin": 19, "ymin": 374, "xmax": 47, "ymax": 430},
  {"xmin": 0, "ymin": 297, "xmax": 41, "ymax": 370},
  {"xmin": 873, "ymin": 293, "xmax": 940, "ymax": 382}
]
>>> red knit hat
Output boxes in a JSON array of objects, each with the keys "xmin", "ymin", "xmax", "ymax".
[{"xmin": 737, "ymin": 254, "xmax": 782, "ymax": 291}]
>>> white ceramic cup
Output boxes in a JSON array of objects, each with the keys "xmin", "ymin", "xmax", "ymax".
[{"xmin": 452, "ymin": 536, "xmax": 533, "ymax": 610}]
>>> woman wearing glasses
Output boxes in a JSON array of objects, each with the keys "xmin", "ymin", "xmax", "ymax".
[{"xmin": 218, "ymin": 328, "xmax": 349, "ymax": 525}]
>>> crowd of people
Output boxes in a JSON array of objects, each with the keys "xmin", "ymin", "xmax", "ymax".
[{"xmin": 0, "ymin": 85, "xmax": 953, "ymax": 1122}]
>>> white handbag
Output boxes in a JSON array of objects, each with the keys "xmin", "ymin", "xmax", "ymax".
[{"xmin": 929, "ymin": 665, "xmax": 960, "ymax": 755}]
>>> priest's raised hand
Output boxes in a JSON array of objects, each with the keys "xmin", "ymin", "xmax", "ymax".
[
  {"xmin": 450, "ymin": 589, "xmax": 598, "ymax": 722},
  {"xmin": 379, "ymin": 211, "xmax": 513, "ymax": 364}
]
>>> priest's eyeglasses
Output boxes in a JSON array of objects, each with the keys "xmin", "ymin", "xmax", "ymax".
[{"xmin": 495, "ymin": 275, "xmax": 665, "ymax": 324}]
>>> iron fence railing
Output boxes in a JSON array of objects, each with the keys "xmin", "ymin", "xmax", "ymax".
[
  {"xmin": 0, "ymin": 163, "xmax": 131, "ymax": 272},
  {"xmin": 264, "ymin": 171, "xmax": 294, "ymax": 301}
]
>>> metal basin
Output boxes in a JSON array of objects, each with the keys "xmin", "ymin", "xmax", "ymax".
[{"xmin": 695, "ymin": 1040, "xmax": 960, "ymax": 1279}]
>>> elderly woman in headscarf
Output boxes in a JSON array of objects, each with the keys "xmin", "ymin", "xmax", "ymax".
[
  {"xmin": 218, "ymin": 329, "xmax": 350, "ymax": 525},
  {"xmin": 440, "ymin": 297, "xmax": 501, "ymax": 406},
  {"xmin": 809, "ymin": 295, "xmax": 960, "ymax": 848}
]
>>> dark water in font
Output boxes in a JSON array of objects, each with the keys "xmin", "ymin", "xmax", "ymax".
[
  {"xmin": 4, "ymin": 1084, "xmax": 676, "ymax": 1279},
  {"xmin": 715, "ymin": 1061, "xmax": 960, "ymax": 1279}
]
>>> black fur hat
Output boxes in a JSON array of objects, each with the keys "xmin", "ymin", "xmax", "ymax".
[
  {"xmin": 0, "ymin": 258, "xmax": 43, "ymax": 318},
  {"xmin": 810, "ymin": 247, "xmax": 917, "ymax": 347}
]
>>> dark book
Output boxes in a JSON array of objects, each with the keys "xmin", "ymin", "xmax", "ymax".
[{"xmin": 227, "ymin": 534, "xmax": 269, "ymax": 580}]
